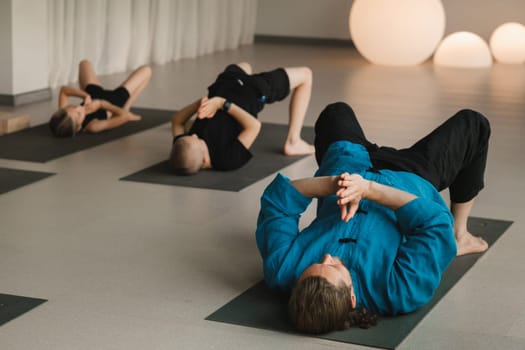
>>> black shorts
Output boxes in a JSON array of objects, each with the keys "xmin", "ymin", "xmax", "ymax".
[
  {"xmin": 85, "ymin": 84, "xmax": 130, "ymax": 108},
  {"xmin": 222, "ymin": 64, "xmax": 290, "ymax": 103}
]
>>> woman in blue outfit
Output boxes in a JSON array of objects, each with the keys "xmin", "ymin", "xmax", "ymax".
[
  {"xmin": 256, "ymin": 102, "xmax": 490, "ymax": 333},
  {"xmin": 49, "ymin": 60, "xmax": 151, "ymax": 137}
]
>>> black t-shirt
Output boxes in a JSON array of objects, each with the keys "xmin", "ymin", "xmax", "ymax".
[{"xmin": 189, "ymin": 111, "xmax": 252, "ymax": 171}]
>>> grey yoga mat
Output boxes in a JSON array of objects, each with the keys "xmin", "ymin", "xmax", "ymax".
[
  {"xmin": 0, "ymin": 293, "xmax": 47, "ymax": 326},
  {"xmin": 0, "ymin": 167, "xmax": 55, "ymax": 195},
  {"xmin": 120, "ymin": 123, "xmax": 315, "ymax": 192},
  {"xmin": 0, "ymin": 107, "xmax": 173, "ymax": 163},
  {"xmin": 206, "ymin": 217, "xmax": 512, "ymax": 350}
]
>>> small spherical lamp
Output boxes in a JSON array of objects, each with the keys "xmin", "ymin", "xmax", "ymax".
[
  {"xmin": 349, "ymin": 0, "xmax": 446, "ymax": 66},
  {"xmin": 434, "ymin": 32, "xmax": 493, "ymax": 68},
  {"xmin": 489, "ymin": 22, "xmax": 525, "ymax": 64}
]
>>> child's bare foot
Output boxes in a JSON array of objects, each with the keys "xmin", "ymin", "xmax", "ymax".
[
  {"xmin": 456, "ymin": 231, "xmax": 488, "ymax": 256},
  {"xmin": 283, "ymin": 139, "xmax": 315, "ymax": 156}
]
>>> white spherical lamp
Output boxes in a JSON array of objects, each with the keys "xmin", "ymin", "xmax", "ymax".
[
  {"xmin": 489, "ymin": 22, "xmax": 525, "ymax": 64},
  {"xmin": 434, "ymin": 32, "xmax": 493, "ymax": 68},
  {"xmin": 349, "ymin": 0, "xmax": 446, "ymax": 66}
]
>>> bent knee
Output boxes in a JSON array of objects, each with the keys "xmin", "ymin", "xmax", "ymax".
[
  {"xmin": 315, "ymin": 102, "xmax": 355, "ymax": 127},
  {"xmin": 236, "ymin": 62, "xmax": 252, "ymax": 74},
  {"xmin": 299, "ymin": 66, "xmax": 313, "ymax": 84},
  {"xmin": 322, "ymin": 102, "xmax": 354, "ymax": 116},
  {"xmin": 142, "ymin": 65, "xmax": 152, "ymax": 77},
  {"xmin": 286, "ymin": 66, "xmax": 312, "ymax": 89},
  {"xmin": 79, "ymin": 59, "xmax": 92, "ymax": 68},
  {"xmin": 458, "ymin": 109, "xmax": 491, "ymax": 131}
]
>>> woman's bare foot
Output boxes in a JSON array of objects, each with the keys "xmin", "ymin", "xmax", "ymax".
[
  {"xmin": 456, "ymin": 231, "xmax": 488, "ymax": 256},
  {"xmin": 283, "ymin": 139, "xmax": 315, "ymax": 156}
]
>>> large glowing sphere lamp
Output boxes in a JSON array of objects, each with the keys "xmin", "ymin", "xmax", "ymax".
[
  {"xmin": 489, "ymin": 22, "xmax": 525, "ymax": 64},
  {"xmin": 434, "ymin": 32, "xmax": 493, "ymax": 68},
  {"xmin": 349, "ymin": 0, "xmax": 446, "ymax": 66}
]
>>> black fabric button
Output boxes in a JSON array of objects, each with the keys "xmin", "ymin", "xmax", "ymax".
[{"xmin": 339, "ymin": 238, "xmax": 357, "ymax": 243}]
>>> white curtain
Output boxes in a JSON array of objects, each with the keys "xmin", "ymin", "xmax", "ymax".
[{"xmin": 47, "ymin": 0, "xmax": 258, "ymax": 88}]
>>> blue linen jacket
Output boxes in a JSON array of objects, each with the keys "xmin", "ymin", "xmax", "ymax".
[{"xmin": 256, "ymin": 141, "xmax": 457, "ymax": 315}]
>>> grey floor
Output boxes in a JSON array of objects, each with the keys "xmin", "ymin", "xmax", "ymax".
[{"xmin": 1, "ymin": 43, "xmax": 524, "ymax": 350}]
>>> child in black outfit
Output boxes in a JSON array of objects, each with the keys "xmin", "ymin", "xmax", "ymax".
[{"xmin": 170, "ymin": 62, "xmax": 315, "ymax": 174}]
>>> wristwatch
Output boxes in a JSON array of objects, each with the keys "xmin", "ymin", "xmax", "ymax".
[{"xmin": 223, "ymin": 100, "xmax": 232, "ymax": 112}]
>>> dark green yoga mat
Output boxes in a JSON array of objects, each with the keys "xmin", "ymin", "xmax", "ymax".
[
  {"xmin": 120, "ymin": 123, "xmax": 315, "ymax": 192},
  {"xmin": 0, "ymin": 293, "xmax": 47, "ymax": 326},
  {"xmin": 206, "ymin": 217, "xmax": 512, "ymax": 349},
  {"xmin": 0, "ymin": 167, "xmax": 55, "ymax": 195},
  {"xmin": 0, "ymin": 107, "xmax": 173, "ymax": 163}
]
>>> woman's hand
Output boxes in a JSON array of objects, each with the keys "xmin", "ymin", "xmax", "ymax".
[
  {"xmin": 83, "ymin": 98, "xmax": 101, "ymax": 114},
  {"xmin": 336, "ymin": 173, "xmax": 370, "ymax": 222},
  {"xmin": 197, "ymin": 96, "xmax": 224, "ymax": 119}
]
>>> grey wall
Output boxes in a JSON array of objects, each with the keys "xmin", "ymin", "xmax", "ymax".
[
  {"xmin": 0, "ymin": 0, "xmax": 48, "ymax": 96},
  {"xmin": 256, "ymin": 0, "xmax": 352, "ymax": 40},
  {"xmin": 255, "ymin": 0, "xmax": 525, "ymax": 41},
  {"xmin": 0, "ymin": 0, "xmax": 14, "ymax": 94},
  {"xmin": 442, "ymin": 0, "xmax": 525, "ymax": 39}
]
